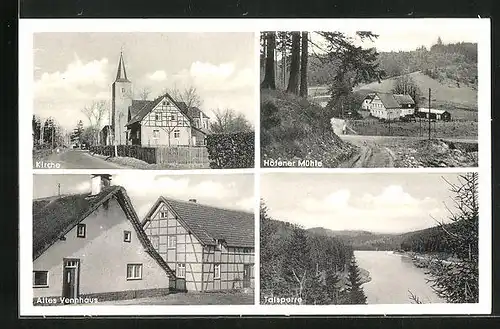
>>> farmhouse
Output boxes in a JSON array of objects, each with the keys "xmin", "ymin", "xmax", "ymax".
[
  {"xmin": 142, "ymin": 197, "xmax": 255, "ymax": 292},
  {"xmin": 107, "ymin": 52, "xmax": 210, "ymax": 147},
  {"xmin": 366, "ymin": 92, "xmax": 415, "ymax": 120},
  {"xmin": 32, "ymin": 175, "xmax": 176, "ymax": 304},
  {"xmin": 416, "ymin": 108, "xmax": 452, "ymax": 121},
  {"xmin": 361, "ymin": 93, "xmax": 375, "ymax": 110}
]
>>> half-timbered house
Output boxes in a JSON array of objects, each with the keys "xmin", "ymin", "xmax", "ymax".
[
  {"xmin": 368, "ymin": 92, "xmax": 416, "ymax": 120},
  {"xmin": 142, "ymin": 197, "xmax": 255, "ymax": 292},
  {"xmin": 126, "ymin": 94, "xmax": 210, "ymax": 147},
  {"xmin": 32, "ymin": 175, "xmax": 177, "ymax": 304},
  {"xmin": 106, "ymin": 51, "xmax": 210, "ymax": 147}
]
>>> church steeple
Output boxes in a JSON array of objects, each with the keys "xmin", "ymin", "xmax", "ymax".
[{"xmin": 115, "ymin": 51, "xmax": 130, "ymax": 82}]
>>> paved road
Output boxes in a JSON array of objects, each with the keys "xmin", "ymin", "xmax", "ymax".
[
  {"xmin": 338, "ymin": 134, "xmax": 477, "ymax": 168},
  {"xmin": 33, "ymin": 149, "xmax": 124, "ymax": 169}
]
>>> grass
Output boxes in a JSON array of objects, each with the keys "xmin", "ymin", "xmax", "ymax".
[
  {"xmin": 349, "ymin": 118, "xmax": 477, "ymax": 139},
  {"xmin": 261, "ymin": 89, "xmax": 358, "ymax": 167},
  {"xmin": 32, "ymin": 148, "xmax": 54, "ymax": 161},
  {"xmin": 99, "ymin": 291, "xmax": 254, "ymax": 305}
]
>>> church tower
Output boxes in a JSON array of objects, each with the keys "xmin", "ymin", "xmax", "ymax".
[{"xmin": 111, "ymin": 52, "xmax": 133, "ymax": 145}]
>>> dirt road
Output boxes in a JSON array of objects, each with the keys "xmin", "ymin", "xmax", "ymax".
[{"xmin": 338, "ymin": 135, "xmax": 477, "ymax": 168}]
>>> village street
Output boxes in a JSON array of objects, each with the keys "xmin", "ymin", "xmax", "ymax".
[
  {"xmin": 338, "ymin": 134, "xmax": 478, "ymax": 168},
  {"xmin": 33, "ymin": 149, "xmax": 125, "ymax": 169}
]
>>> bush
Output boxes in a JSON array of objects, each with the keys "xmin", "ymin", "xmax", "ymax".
[{"xmin": 206, "ymin": 132, "xmax": 254, "ymax": 168}]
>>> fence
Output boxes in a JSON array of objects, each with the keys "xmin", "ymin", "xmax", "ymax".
[{"xmin": 90, "ymin": 145, "xmax": 209, "ymax": 167}]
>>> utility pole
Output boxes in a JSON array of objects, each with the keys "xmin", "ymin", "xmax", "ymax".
[
  {"xmin": 51, "ymin": 124, "xmax": 54, "ymax": 149},
  {"xmin": 57, "ymin": 183, "xmax": 61, "ymax": 196},
  {"xmin": 428, "ymin": 88, "xmax": 431, "ymax": 141}
]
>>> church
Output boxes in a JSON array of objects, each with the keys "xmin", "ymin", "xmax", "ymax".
[{"xmin": 101, "ymin": 52, "xmax": 210, "ymax": 147}]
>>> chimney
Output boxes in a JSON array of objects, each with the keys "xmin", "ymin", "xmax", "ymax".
[
  {"xmin": 91, "ymin": 174, "xmax": 112, "ymax": 195},
  {"xmin": 189, "ymin": 198, "xmax": 197, "ymax": 203}
]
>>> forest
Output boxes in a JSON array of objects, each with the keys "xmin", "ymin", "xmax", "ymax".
[{"xmin": 260, "ymin": 202, "xmax": 368, "ymax": 305}]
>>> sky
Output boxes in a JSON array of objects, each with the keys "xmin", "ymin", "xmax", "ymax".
[
  {"xmin": 33, "ymin": 173, "xmax": 255, "ymax": 219},
  {"xmin": 261, "ymin": 173, "xmax": 470, "ymax": 234},
  {"xmin": 309, "ymin": 21, "xmax": 481, "ymax": 53},
  {"xmin": 33, "ymin": 32, "xmax": 256, "ymax": 130}
]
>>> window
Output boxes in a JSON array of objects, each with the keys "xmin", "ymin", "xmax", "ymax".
[
  {"xmin": 167, "ymin": 236, "xmax": 176, "ymax": 249},
  {"xmin": 177, "ymin": 263, "xmax": 186, "ymax": 278},
  {"xmin": 155, "ymin": 114, "xmax": 160, "ymax": 121},
  {"xmin": 121, "ymin": 87, "xmax": 125, "ymax": 93},
  {"xmin": 173, "ymin": 129, "xmax": 180, "ymax": 138},
  {"xmin": 214, "ymin": 264, "xmax": 221, "ymax": 279},
  {"xmin": 33, "ymin": 271, "xmax": 48, "ymax": 287},
  {"xmin": 243, "ymin": 248, "xmax": 251, "ymax": 254},
  {"xmin": 170, "ymin": 115, "xmax": 176, "ymax": 121},
  {"xmin": 159, "ymin": 211, "xmax": 168, "ymax": 219},
  {"xmin": 124, "ymin": 230, "xmax": 131, "ymax": 243},
  {"xmin": 162, "ymin": 101, "xmax": 166, "ymax": 106},
  {"xmin": 76, "ymin": 224, "xmax": 86, "ymax": 238},
  {"xmin": 153, "ymin": 130, "xmax": 159, "ymax": 139},
  {"xmin": 126, "ymin": 264, "xmax": 142, "ymax": 280}
]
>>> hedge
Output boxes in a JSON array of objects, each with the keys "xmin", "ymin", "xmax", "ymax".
[{"xmin": 206, "ymin": 132, "xmax": 254, "ymax": 169}]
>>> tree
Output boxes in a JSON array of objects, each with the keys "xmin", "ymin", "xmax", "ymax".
[
  {"xmin": 299, "ymin": 31, "xmax": 309, "ymax": 97},
  {"xmin": 324, "ymin": 268, "xmax": 341, "ymax": 304},
  {"xmin": 286, "ymin": 32, "xmax": 301, "ymax": 95},
  {"xmin": 138, "ymin": 87, "xmax": 152, "ymax": 100},
  {"xmin": 81, "ymin": 100, "xmax": 108, "ymax": 145},
  {"xmin": 427, "ymin": 173, "xmax": 479, "ymax": 303},
  {"xmin": 284, "ymin": 225, "xmax": 312, "ymax": 302},
  {"xmin": 71, "ymin": 120, "xmax": 85, "ymax": 146},
  {"xmin": 345, "ymin": 256, "xmax": 367, "ymax": 304},
  {"xmin": 392, "ymin": 74, "xmax": 422, "ymax": 108},
  {"xmin": 210, "ymin": 108, "xmax": 253, "ymax": 134},
  {"xmin": 32, "ymin": 115, "xmax": 42, "ymax": 146},
  {"xmin": 261, "ymin": 32, "xmax": 277, "ymax": 89}
]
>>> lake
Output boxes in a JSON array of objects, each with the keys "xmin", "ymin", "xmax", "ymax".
[{"xmin": 354, "ymin": 250, "xmax": 447, "ymax": 304}]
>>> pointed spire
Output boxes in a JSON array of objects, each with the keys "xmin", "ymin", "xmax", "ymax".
[{"xmin": 115, "ymin": 51, "xmax": 130, "ymax": 82}]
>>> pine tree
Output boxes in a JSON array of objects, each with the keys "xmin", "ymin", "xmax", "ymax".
[
  {"xmin": 261, "ymin": 32, "xmax": 277, "ymax": 90},
  {"xmin": 427, "ymin": 173, "xmax": 479, "ymax": 303},
  {"xmin": 345, "ymin": 256, "xmax": 367, "ymax": 304},
  {"xmin": 284, "ymin": 225, "xmax": 312, "ymax": 301},
  {"xmin": 324, "ymin": 268, "xmax": 341, "ymax": 304},
  {"xmin": 286, "ymin": 31, "xmax": 301, "ymax": 95}
]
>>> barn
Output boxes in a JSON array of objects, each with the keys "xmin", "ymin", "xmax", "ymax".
[
  {"xmin": 416, "ymin": 108, "xmax": 452, "ymax": 121},
  {"xmin": 142, "ymin": 197, "xmax": 255, "ymax": 292}
]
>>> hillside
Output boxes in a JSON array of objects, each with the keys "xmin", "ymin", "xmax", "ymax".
[
  {"xmin": 354, "ymin": 71, "xmax": 477, "ymax": 110},
  {"xmin": 307, "ymin": 227, "xmax": 403, "ymax": 251},
  {"xmin": 261, "ymin": 89, "xmax": 358, "ymax": 167}
]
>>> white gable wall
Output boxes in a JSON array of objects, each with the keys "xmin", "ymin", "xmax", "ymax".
[{"xmin": 33, "ymin": 197, "xmax": 170, "ymax": 298}]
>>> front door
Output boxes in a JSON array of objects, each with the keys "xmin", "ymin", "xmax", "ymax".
[
  {"xmin": 243, "ymin": 264, "xmax": 251, "ymax": 288},
  {"xmin": 62, "ymin": 259, "xmax": 80, "ymax": 300}
]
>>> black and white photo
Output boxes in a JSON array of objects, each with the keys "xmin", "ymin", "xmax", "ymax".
[
  {"xmin": 32, "ymin": 32, "xmax": 256, "ymax": 170},
  {"xmin": 261, "ymin": 23, "xmax": 480, "ymax": 168},
  {"xmin": 32, "ymin": 173, "xmax": 255, "ymax": 305},
  {"xmin": 261, "ymin": 173, "xmax": 479, "ymax": 305}
]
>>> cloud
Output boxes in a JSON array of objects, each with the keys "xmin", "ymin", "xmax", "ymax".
[
  {"xmin": 235, "ymin": 197, "xmax": 255, "ymax": 212},
  {"xmin": 300, "ymin": 189, "xmax": 351, "ymax": 212},
  {"xmin": 269, "ymin": 185, "xmax": 447, "ymax": 233},
  {"xmin": 34, "ymin": 56, "xmax": 111, "ymax": 129},
  {"xmin": 147, "ymin": 70, "xmax": 167, "ymax": 81}
]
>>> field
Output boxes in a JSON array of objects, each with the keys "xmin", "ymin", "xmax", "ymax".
[{"xmin": 349, "ymin": 118, "xmax": 478, "ymax": 139}]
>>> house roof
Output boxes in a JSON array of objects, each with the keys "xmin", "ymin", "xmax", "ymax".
[
  {"xmin": 142, "ymin": 197, "xmax": 254, "ymax": 248},
  {"xmin": 417, "ymin": 108, "xmax": 448, "ymax": 115},
  {"xmin": 187, "ymin": 106, "xmax": 210, "ymax": 120},
  {"xmin": 32, "ymin": 186, "xmax": 176, "ymax": 278},
  {"xmin": 374, "ymin": 93, "xmax": 401, "ymax": 109},
  {"xmin": 129, "ymin": 100, "xmax": 152, "ymax": 119},
  {"xmin": 393, "ymin": 94, "xmax": 415, "ymax": 105}
]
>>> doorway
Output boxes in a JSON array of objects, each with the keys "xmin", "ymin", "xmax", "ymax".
[
  {"xmin": 62, "ymin": 258, "xmax": 80, "ymax": 300},
  {"xmin": 243, "ymin": 264, "xmax": 251, "ymax": 288}
]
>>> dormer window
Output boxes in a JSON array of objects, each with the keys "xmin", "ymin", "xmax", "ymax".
[{"xmin": 76, "ymin": 224, "xmax": 86, "ymax": 238}]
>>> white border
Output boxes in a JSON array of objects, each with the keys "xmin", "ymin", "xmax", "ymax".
[{"xmin": 19, "ymin": 18, "xmax": 491, "ymax": 316}]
